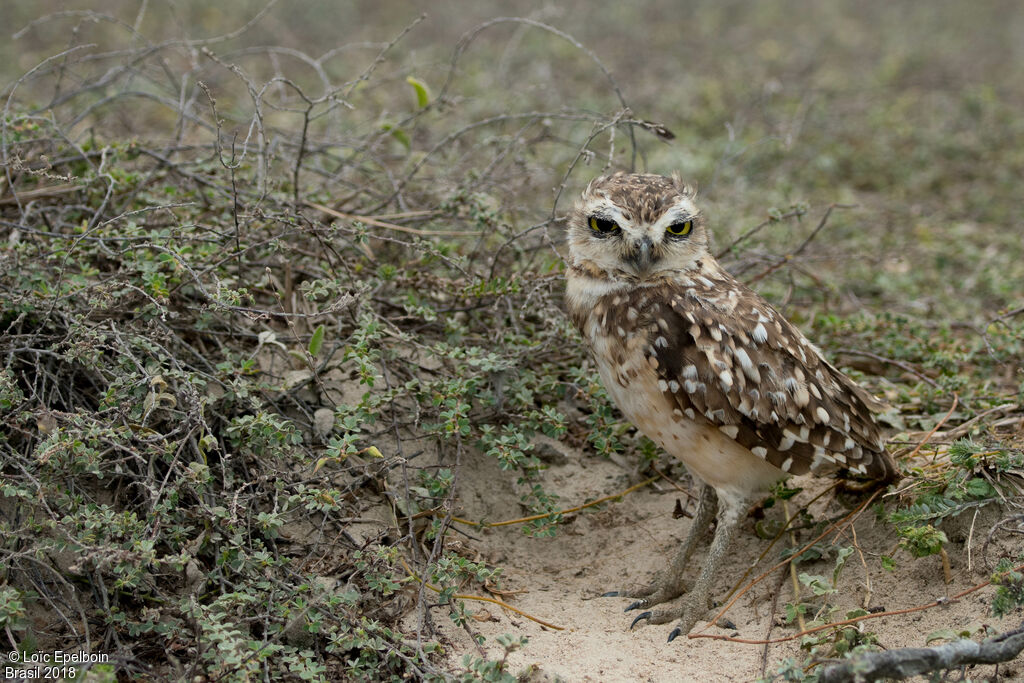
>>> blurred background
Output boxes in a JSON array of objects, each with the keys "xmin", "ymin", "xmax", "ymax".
[{"xmin": 4, "ymin": 0, "xmax": 1024, "ymax": 320}]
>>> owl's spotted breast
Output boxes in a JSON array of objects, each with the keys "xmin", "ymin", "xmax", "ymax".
[{"xmin": 568, "ymin": 265, "xmax": 897, "ymax": 484}]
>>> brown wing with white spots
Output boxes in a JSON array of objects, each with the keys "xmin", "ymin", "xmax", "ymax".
[{"xmin": 639, "ymin": 273, "xmax": 898, "ymax": 482}]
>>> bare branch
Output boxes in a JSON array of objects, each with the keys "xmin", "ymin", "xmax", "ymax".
[{"xmin": 819, "ymin": 622, "xmax": 1024, "ymax": 682}]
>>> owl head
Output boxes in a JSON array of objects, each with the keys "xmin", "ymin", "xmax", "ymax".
[{"xmin": 567, "ymin": 172, "xmax": 710, "ymax": 280}]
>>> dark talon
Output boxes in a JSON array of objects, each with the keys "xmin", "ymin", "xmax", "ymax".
[
  {"xmin": 601, "ymin": 591, "xmax": 621, "ymax": 597},
  {"xmin": 721, "ymin": 618, "xmax": 737, "ymax": 630},
  {"xmin": 630, "ymin": 611, "xmax": 653, "ymax": 630},
  {"xmin": 624, "ymin": 600, "xmax": 647, "ymax": 612},
  {"xmin": 667, "ymin": 627, "xmax": 683, "ymax": 642}
]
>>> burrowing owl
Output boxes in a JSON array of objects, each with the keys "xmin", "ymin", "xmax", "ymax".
[{"xmin": 565, "ymin": 172, "xmax": 899, "ymax": 640}]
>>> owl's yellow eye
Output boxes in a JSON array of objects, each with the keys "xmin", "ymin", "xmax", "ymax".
[
  {"xmin": 588, "ymin": 216, "xmax": 620, "ymax": 235},
  {"xmin": 666, "ymin": 220, "xmax": 693, "ymax": 237}
]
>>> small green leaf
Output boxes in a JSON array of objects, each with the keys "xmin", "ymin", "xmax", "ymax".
[
  {"xmin": 926, "ymin": 628, "xmax": 959, "ymax": 644},
  {"xmin": 771, "ymin": 482, "xmax": 803, "ymax": 500},
  {"xmin": 308, "ymin": 324, "xmax": 325, "ymax": 357},
  {"xmin": 964, "ymin": 477, "xmax": 996, "ymax": 499},
  {"xmin": 314, "ymin": 458, "xmax": 329, "ymax": 473},
  {"xmin": 898, "ymin": 524, "xmax": 948, "ymax": 558},
  {"xmin": 784, "ymin": 602, "xmax": 807, "ymax": 624},
  {"xmin": 406, "ymin": 76, "xmax": 431, "ymax": 108},
  {"xmin": 381, "ymin": 123, "xmax": 410, "ymax": 150},
  {"xmin": 833, "ymin": 546, "xmax": 855, "ymax": 587},
  {"xmin": 798, "ymin": 572, "xmax": 835, "ymax": 596}
]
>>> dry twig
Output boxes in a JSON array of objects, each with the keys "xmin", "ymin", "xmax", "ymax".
[{"xmin": 819, "ymin": 621, "xmax": 1024, "ymax": 682}]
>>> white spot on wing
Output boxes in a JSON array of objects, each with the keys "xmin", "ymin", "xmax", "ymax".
[
  {"xmin": 719, "ymin": 370, "xmax": 733, "ymax": 389},
  {"xmin": 737, "ymin": 349, "xmax": 761, "ymax": 382},
  {"xmin": 719, "ymin": 425, "xmax": 739, "ymax": 439},
  {"xmin": 783, "ymin": 428, "xmax": 805, "ymax": 443},
  {"xmin": 752, "ymin": 322, "xmax": 768, "ymax": 343}
]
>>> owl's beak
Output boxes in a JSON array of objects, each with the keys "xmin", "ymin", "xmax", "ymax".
[{"xmin": 627, "ymin": 236, "xmax": 655, "ymax": 273}]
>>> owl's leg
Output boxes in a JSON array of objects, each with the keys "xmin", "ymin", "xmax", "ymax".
[
  {"xmin": 631, "ymin": 489, "xmax": 751, "ymax": 641},
  {"xmin": 604, "ymin": 483, "xmax": 716, "ymax": 608}
]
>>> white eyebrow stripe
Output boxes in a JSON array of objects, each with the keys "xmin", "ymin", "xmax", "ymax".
[
  {"xmin": 650, "ymin": 202, "xmax": 699, "ymax": 232},
  {"xmin": 593, "ymin": 203, "xmax": 631, "ymax": 227}
]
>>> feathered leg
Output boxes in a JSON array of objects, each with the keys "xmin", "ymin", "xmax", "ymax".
[
  {"xmin": 619, "ymin": 486, "xmax": 750, "ymax": 641},
  {"xmin": 604, "ymin": 484, "xmax": 715, "ymax": 617}
]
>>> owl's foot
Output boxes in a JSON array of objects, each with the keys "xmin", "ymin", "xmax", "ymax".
[
  {"xmin": 623, "ymin": 591, "xmax": 736, "ymax": 638},
  {"xmin": 602, "ymin": 574, "xmax": 698, "ymax": 634},
  {"xmin": 624, "ymin": 593, "xmax": 708, "ymax": 633},
  {"xmin": 611, "ymin": 490, "xmax": 749, "ymax": 641},
  {"xmin": 601, "ymin": 575, "xmax": 693, "ymax": 612},
  {"xmin": 602, "ymin": 484, "xmax": 715, "ymax": 606}
]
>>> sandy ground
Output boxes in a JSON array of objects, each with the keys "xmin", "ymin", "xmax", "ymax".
[{"xmin": 401, "ymin": 440, "xmax": 1024, "ymax": 682}]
